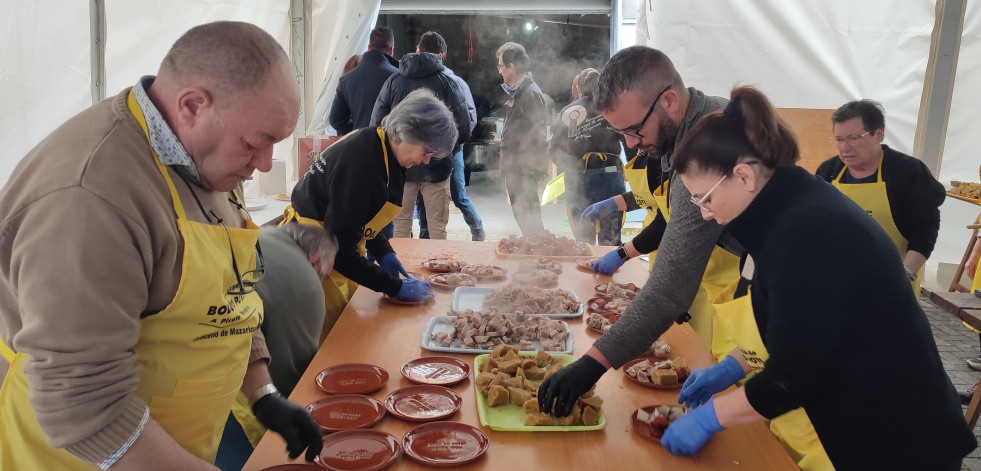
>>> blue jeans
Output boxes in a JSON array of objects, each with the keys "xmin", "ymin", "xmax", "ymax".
[{"xmin": 418, "ymin": 149, "xmax": 482, "ymax": 237}]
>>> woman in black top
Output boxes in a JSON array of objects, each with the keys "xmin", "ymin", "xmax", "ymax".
[
  {"xmin": 288, "ymin": 90, "xmax": 456, "ymax": 337},
  {"xmin": 660, "ymin": 86, "xmax": 975, "ymax": 469}
]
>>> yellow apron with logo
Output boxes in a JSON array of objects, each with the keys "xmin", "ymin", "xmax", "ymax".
[
  {"xmin": 831, "ymin": 154, "xmax": 921, "ymax": 297},
  {"xmin": 0, "ymin": 92, "xmax": 264, "ymax": 468},
  {"xmin": 712, "ymin": 280, "xmax": 834, "ymax": 471},
  {"xmin": 281, "ymin": 127, "xmax": 402, "ymax": 343},
  {"xmin": 635, "ymin": 165, "xmax": 739, "ymax": 360}
]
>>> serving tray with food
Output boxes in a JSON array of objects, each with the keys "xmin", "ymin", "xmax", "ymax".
[
  {"xmin": 421, "ymin": 311, "xmax": 574, "ymax": 354},
  {"xmin": 575, "ymin": 257, "xmax": 601, "ymax": 273},
  {"xmin": 496, "ymin": 231, "xmax": 594, "ymax": 259},
  {"xmin": 450, "ymin": 285, "xmax": 583, "ymax": 318},
  {"xmin": 473, "ymin": 347, "xmax": 606, "ymax": 432}
]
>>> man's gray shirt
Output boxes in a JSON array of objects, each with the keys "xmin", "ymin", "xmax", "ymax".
[{"xmin": 592, "ymin": 88, "xmax": 743, "ymax": 368}]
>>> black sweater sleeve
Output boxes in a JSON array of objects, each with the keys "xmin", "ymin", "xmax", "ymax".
[
  {"xmin": 881, "ymin": 148, "xmax": 945, "ymax": 257},
  {"xmin": 629, "ymin": 210, "xmax": 667, "ymax": 254},
  {"xmin": 322, "ymin": 160, "xmax": 402, "ymax": 297}
]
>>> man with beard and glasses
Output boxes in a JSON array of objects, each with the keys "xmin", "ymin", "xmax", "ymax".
[{"xmin": 540, "ymin": 45, "xmax": 744, "ymax": 418}]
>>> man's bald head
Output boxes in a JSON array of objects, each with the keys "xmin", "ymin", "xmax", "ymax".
[{"xmin": 158, "ymin": 21, "xmax": 290, "ymax": 105}]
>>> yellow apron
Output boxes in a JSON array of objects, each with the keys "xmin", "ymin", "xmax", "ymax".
[
  {"xmin": 281, "ymin": 127, "xmax": 402, "ymax": 343},
  {"xmin": 631, "ymin": 161, "xmax": 740, "ymax": 360},
  {"xmin": 567, "ymin": 152, "xmax": 624, "ymax": 237},
  {"xmin": 831, "ymin": 154, "xmax": 921, "ymax": 297},
  {"xmin": 0, "ymin": 92, "xmax": 263, "ymax": 468},
  {"xmin": 623, "ymin": 154, "xmax": 660, "ymax": 231},
  {"xmin": 712, "ymin": 280, "xmax": 834, "ymax": 471}
]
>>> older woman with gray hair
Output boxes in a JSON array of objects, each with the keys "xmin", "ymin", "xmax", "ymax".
[{"xmin": 287, "ymin": 89, "xmax": 456, "ymax": 340}]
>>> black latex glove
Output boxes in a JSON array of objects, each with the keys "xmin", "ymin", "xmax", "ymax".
[
  {"xmin": 538, "ymin": 355, "xmax": 608, "ymax": 417},
  {"xmin": 252, "ymin": 392, "xmax": 323, "ymax": 461}
]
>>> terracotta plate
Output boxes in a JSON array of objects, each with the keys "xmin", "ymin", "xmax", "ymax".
[
  {"xmin": 585, "ymin": 311, "xmax": 618, "ymax": 335},
  {"xmin": 400, "ymin": 356, "xmax": 472, "ymax": 386},
  {"xmin": 586, "ymin": 296, "xmax": 630, "ymax": 317},
  {"xmin": 427, "ymin": 273, "xmax": 478, "ymax": 290},
  {"xmin": 259, "ymin": 465, "xmax": 324, "ymax": 471},
  {"xmin": 402, "ymin": 421, "xmax": 490, "ymax": 466},
  {"xmin": 621, "ymin": 358, "xmax": 687, "ymax": 390},
  {"xmin": 306, "ymin": 395, "xmax": 386, "ymax": 433},
  {"xmin": 317, "ymin": 429, "xmax": 402, "ymax": 471},
  {"xmin": 384, "ymin": 385, "xmax": 462, "ymax": 422},
  {"xmin": 460, "ymin": 264, "xmax": 508, "ymax": 280},
  {"xmin": 422, "ymin": 258, "xmax": 467, "ymax": 273},
  {"xmin": 316, "ymin": 363, "xmax": 389, "ymax": 395},
  {"xmin": 382, "ymin": 292, "xmax": 435, "ymax": 305},
  {"xmin": 630, "ymin": 405, "xmax": 686, "ymax": 442},
  {"xmin": 594, "ymin": 282, "xmax": 639, "ymax": 298}
]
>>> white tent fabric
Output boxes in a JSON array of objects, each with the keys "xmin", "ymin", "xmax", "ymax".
[
  {"xmin": 639, "ymin": 0, "xmax": 977, "ymax": 288},
  {"xmin": 2, "ymin": 1, "xmax": 92, "ymax": 186},
  {"xmin": 1, "ymin": 0, "xmax": 295, "ymax": 187},
  {"xmin": 934, "ymin": 2, "xmax": 981, "ymax": 278},
  {"xmin": 305, "ymin": 0, "xmax": 381, "ymax": 136}
]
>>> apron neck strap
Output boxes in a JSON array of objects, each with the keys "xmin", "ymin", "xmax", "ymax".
[{"xmin": 376, "ymin": 127, "xmax": 392, "ymax": 186}]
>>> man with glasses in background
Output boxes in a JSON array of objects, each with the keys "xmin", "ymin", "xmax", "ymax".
[
  {"xmin": 0, "ymin": 22, "xmax": 323, "ymax": 470},
  {"xmin": 371, "ymin": 31, "xmax": 471, "ymax": 240},
  {"xmin": 496, "ymin": 41, "xmax": 551, "ymax": 236},
  {"xmin": 816, "ymin": 99, "xmax": 944, "ymax": 299},
  {"xmin": 540, "ymin": 45, "xmax": 745, "ymax": 417}
]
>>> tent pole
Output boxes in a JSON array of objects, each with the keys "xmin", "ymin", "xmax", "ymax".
[
  {"xmin": 89, "ymin": 0, "xmax": 106, "ymax": 105},
  {"xmin": 913, "ymin": 0, "xmax": 966, "ymax": 176}
]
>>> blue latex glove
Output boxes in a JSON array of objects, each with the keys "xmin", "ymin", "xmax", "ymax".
[
  {"xmin": 661, "ymin": 398, "xmax": 724, "ymax": 456},
  {"xmin": 580, "ymin": 197, "xmax": 618, "ymax": 225},
  {"xmin": 378, "ymin": 252, "xmax": 409, "ymax": 278},
  {"xmin": 397, "ymin": 278, "xmax": 432, "ymax": 301},
  {"xmin": 592, "ymin": 249, "xmax": 626, "ymax": 275},
  {"xmin": 677, "ymin": 355, "xmax": 746, "ymax": 408}
]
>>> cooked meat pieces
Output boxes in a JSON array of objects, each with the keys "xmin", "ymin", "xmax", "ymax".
[
  {"xmin": 498, "ymin": 231, "xmax": 592, "ymax": 256},
  {"xmin": 431, "ymin": 273, "xmax": 476, "ymax": 287},
  {"xmin": 426, "ymin": 258, "xmax": 464, "ymax": 270},
  {"xmin": 596, "ymin": 282, "xmax": 637, "ymax": 299},
  {"xmin": 518, "ymin": 258, "xmax": 560, "ymax": 273},
  {"xmin": 432, "ymin": 309, "xmax": 570, "ymax": 351},
  {"xmin": 463, "ymin": 264, "xmax": 499, "ymax": 277},
  {"xmin": 483, "ymin": 283, "xmax": 580, "ymax": 314}
]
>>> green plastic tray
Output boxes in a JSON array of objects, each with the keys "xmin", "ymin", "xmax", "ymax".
[{"xmin": 473, "ymin": 353, "xmax": 606, "ymax": 432}]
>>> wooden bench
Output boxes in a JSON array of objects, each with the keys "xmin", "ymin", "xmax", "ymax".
[{"xmin": 926, "ymin": 289, "xmax": 981, "ymax": 427}]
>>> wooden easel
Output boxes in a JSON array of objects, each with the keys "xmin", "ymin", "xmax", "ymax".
[{"xmin": 949, "ymin": 223, "xmax": 981, "ymax": 293}]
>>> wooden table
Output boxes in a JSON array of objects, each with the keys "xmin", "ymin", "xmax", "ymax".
[{"xmin": 242, "ymin": 239, "xmax": 799, "ymax": 471}]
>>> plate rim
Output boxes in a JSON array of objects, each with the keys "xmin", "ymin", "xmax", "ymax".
[
  {"xmin": 421, "ymin": 258, "xmax": 467, "ymax": 273},
  {"xmin": 426, "ymin": 273, "xmax": 478, "ymax": 290},
  {"xmin": 305, "ymin": 394, "xmax": 386, "ymax": 432},
  {"xmin": 400, "ymin": 356, "xmax": 472, "ymax": 385},
  {"xmin": 384, "ymin": 384, "xmax": 463, "ymax": 422},
  {"xmin": 315, "ymin": 363, "xmax": 390, "ymax": 394},
  {"xmin": 318, "ymin": 429, "xmax": 402, "ymax": 471},
  {"xmin": 402, "ymin": 420, "xmax": 490, "ymax": 466}
]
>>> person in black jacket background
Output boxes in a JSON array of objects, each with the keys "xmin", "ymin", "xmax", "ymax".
[
  {"xmin": 328, "ymin": 27, "xmax": 399, "ymax": 135},
  {"xmin": 550, "ymin": 68, "xmax": 626, "ymax": 246},
  {"xmin": 371, "ymin": 48, "xmax": 470, "ymax": 240}
]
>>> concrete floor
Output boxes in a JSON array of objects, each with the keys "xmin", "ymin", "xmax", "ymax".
[{"xmin": 441, "ymin": 171, "xmax": 981, "ymax": 468}]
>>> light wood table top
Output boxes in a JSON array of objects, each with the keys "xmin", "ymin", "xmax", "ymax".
[{"xmin": 242, "ymin": 239, "xmax": 798, "ymax": 471}]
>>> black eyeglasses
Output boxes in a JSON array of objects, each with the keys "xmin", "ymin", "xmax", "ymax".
[
  {"xmin": 608, "ymin": 85, "xmax": 671, "ymax": 139},
  {"xmin": 212, "ymin": 210, "xmax": 265, "ymax": 296}
]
